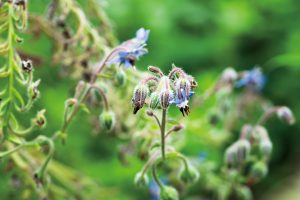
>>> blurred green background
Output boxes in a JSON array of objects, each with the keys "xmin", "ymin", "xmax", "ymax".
[{"xmin": 1, "ymin": 0, "xmax": 300, "ymax": 199}]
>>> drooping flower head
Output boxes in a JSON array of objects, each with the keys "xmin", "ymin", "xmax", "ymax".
[
  {"xmin": 132, "ymin": 64, "xmax": 197, "ymax": 116},
  {"xmin": 108, "ymin": 28, "xmax": 149, "ymax": 68},
  {"xmin": 236, "ymin": 67, "xmax": 266, "ymax": 91},
  {"xmin": 169, "ymin": 64, "xmax": 196, "ymax": 116}
]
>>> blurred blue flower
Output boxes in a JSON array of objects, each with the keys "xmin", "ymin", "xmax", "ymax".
[
  {"xmin": 198, "ymin": 151, "xmax": 208, "ymax": 162},
  {"xmin": 108, "ymin": 28, "xmax": 149, "ymax": 68},
  {"xmin": 236, "ymin": 67, "xmax": 266, "ymax": 91}
]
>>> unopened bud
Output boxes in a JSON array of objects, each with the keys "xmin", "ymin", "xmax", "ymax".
[
  {"xmin": 240, "ymin": 124, "xmax": 253, "ymax": 140},
  {"xmin": 146, "ymin": 110, "xmax": 154, "ymax": 116},
  {"xmin": 29, "ymin": 80, "xmax": 40, "ymax": 100},
  {"xmin": 159, "ymin": 186, "xmax": 179, "ymax": 200},
  {"xmin": 220, "ymin": 68, "xmax": 238, "ymax": 84},
  {"xmin": 132, "ymin": 84, "xmax": 149, "ymax": 114},
  {"xmin": 134, "ymin": 172, "xmax": 149, "ymax": 188},
  {"xmin": 65, "ymin": 98, "xmax": 77, "ymax": 107},
  {"xmin": 99, "ymin": 111, "xmax": 115, "ymax": 131},
  {"xmin": 249, "ymin": 161, "xmax": 268, "ymax": 182},
  {"xmin": 225, "ymin": 145, "xmax": 238, "ymax": 167},
  {"xmin": 260, "ymin": 139, "xmax": 273, "ymax": 159},
  {"xmin": 236, "ymin": 186, "xmax": 252, "ymax": 200},
  {"xmin": 172, "ymin": 124, "xmax": 184, "ymax": 132},
  {"xmin": 21, "ymin": 60, "xmax": 33, "ymax": 73},
  {"xmin": 148, "ymin": 66, "xmax": 163, "ymax": 76},
  {"xmin": 225, "ymin": 139, "xmax": 250, "ymax": 167},
  {"xmin": 34, "ymin": 109, "xmax": 46, "ymax": 128},
  {"xmin": 149, "ymin": 92, "xmax": 160, "ymax": 109},
  {"xmin": 236, "ymin": 139, "xmax": 251, "ymax": 164},
  {"xmin": 277, "ymin": 106, "xmax": 295, "ymax": 125},
  {"xmin": 253, "ymin": 126, "xmax": 269, "ymax": 143},
  {"xmin": 160, "ymin": 90, "xmax": 173, "ymax": 109},
  {"xmin": 179, "ymin": 164, "xmax": 200, "ymax": 184},
  {"xmin": 115, "ymin": 68, "xmax": 127, "ymax": 86}
]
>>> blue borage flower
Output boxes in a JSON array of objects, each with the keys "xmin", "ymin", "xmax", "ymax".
[
  {"xmin": 236, "ymin": 67, "xmax": 266, "ymax": 91},
  {"xmin": 108, "ymin": 28, "xmax": 149, "ymax": 68},
  {"xmin": 171, "ymin": 76, "xmax": 195, "ymax": 116},
  {"xmin": 170, "ymin": 89, "xmax": 194, "ymax": 116}
]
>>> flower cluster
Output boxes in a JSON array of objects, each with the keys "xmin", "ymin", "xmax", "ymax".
[
  {"xmin": 108, "ymin": 28, "xmax": 149, "ymax": 68},
  {"xmin": 224, "ymin": 106, "xmax": 295, "ymax": 186},
  {"xmin": 132, "ymin": 65, "xmax": 197, "ymax": 116}
]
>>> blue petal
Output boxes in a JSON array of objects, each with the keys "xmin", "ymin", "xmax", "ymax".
[{"xmin": 136, "ymin": 28, "xmax": 150, "ymax": 42}]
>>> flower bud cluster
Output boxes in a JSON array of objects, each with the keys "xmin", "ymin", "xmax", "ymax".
[{"xmin": 132, "ymin": 64, "xmax": 197, "ymax": 116}]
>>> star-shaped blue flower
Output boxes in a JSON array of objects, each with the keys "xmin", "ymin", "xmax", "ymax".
[
  {"xmin": 108, "ymin": 28, "xmax": 150, "ymax": 68},
  {"xmin": 236, "ymin": 67, "xmax": 266, "ymax": 91}
]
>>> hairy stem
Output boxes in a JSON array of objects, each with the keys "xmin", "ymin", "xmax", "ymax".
[{"xmin": 161, "ymin": 108, "xmax": 167, "ymax": 160}]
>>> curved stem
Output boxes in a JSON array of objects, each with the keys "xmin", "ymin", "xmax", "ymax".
[
  {"xmin": 91, "ymin": 86, "xmax": 109, "ymax": 111},
  {"xmin": 90, "ymin": 47, "xmax": 127, "ymax": 83},
  {"xmin": 152, "ymin": 165, "xmax": 163, "ymax": 189},
  {"xmin": 54, "ymin": 47, "xmax": 128, "ymax": 139}
]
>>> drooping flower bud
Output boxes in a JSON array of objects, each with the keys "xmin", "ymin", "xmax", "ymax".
[
  {"xmin": 159, "ymin": 186, "xmax": 179, "ymax": 200},
  {"xmin": 146, "ymin": 110, "xmax": 154, "ymax": 117},
  {"xmin": 21, "ymin": 60, "xmax": 33, "ymax": 73},
  {"xmin": 34, "ymin": 109, "xmax": 46, "ymax": 128},
  {"xmin": 115, "ymin": 68, "xmax": 127, "ymax": 86},
  {"xmin": 134, "ymin": 172, "xmax": 149, "ymax": 188},
  {"xmin": 160, "ymin": 90, "xmax": 173, "ymax": 109},
  {"xmin": 249, "ymin": 161, "xmax": 268, "ymax": 182},
  {"xmin": 276, "ymin": 106, "xmax": 295, "ymax": 125},
  {"xmin": 179, "ymin": 164, "xmax": 200, "ymax": 184},
  {"xmin": 225, "ymin": 139, "xmax": 251, "ymax": 167},
  {"xmin": 240, "ymin": 124, "xmax": 253, "ymax": 141},
  {"xmin": 148, "ymin": 66, "xmax": 163, "ymax": 77},
  {"xmin": 172, "ymin": 124, "xmax": 184, "ymax": 132},
  {"xmin": 253, "ymin": 125, "xmax": 269, "ymax": 143},
  {"xmin": 99, "ymin": 111, "xmax": 115, "ymax": 131},
  {"xmin": 259, "ymin": 138, "xmax": 273, "ymax": 159},
  {"xmin": 149, "ymin": 92, "xmax": 160, "ymax": 109},
  {"xmin": 235, "ymin": 139, "xmax": 251, "ymax": 164},
  {"xmin": 225, "ymin": 144, "xmax": 238, "ymax": 167},
  {"xmin": 220, "ymin": 67, "xmax": 238, "ymax": 84},
  {"xmin": 29, "ymin": 80, "xmax": 41, "ymax": 100},
  {"xmin": 65, "ymin": 98, "xmax": 77, "ymax": 107},
  {"xmin": 158, "ymin": 77, "xmax": 173, "ymax": 109},
  {"xmin": 132, "ymin": 84, "xmax": 149, "ymax": 114},
  {"xmin": 236, "ymin": 186, "xmax": 252, "ymax": 200}
]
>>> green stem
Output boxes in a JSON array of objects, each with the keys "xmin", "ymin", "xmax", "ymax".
[
  {"xmin": 161, "ymin": 108, "xmax": 167, "ymax": 160},
  {"xmin": 140, "ymin": 150, "xmax": 189, "ymax": 178},
  {"xmin": 2, "ymin": 4, "xmax": 15, "ymax": 140},
  {"xmin": 152, "ymin": 165, "xmax": 163, "ymax": 189},
  {"xmin": 54, "ymin": 47, "xmax": 127, "ymax": 139}
]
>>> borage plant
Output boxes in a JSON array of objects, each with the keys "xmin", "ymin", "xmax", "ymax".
[
  {"xmin": 0, "ymin": 1, "xmax": 296, "ymax": 200},
  {"xmin": 132, "ymin": 65, "xmax": 199, "ymax": 200}
]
